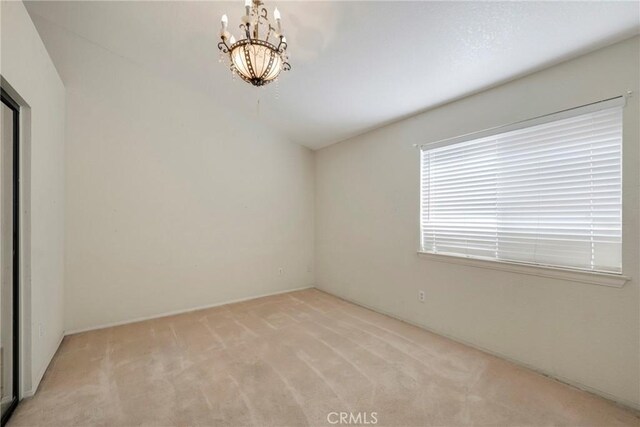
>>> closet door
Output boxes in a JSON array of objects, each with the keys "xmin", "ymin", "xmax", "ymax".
[{"xmin": 0, "ymin": 91, "xmax": 19, "ymax": 426}]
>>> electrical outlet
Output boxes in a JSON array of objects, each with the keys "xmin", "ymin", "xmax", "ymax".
[
  {"xmin": 278, "ymin": 267, "xmax": 284, "ymax": 275},
  {"xmin": 38, "ymin": 323, "xmax": 44, "ymax": 338},
  {"xmin": 418, "ymin": 290, "xmax": 425, "ymax": 303}
]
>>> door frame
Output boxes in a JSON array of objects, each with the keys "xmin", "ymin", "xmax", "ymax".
[{"xmin": 0, "ymin": 88, "xmax": 20, "ymax": 427}]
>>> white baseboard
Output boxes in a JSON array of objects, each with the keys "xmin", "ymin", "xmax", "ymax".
[
  {"xmin": 21, "ymin": 332, "xmax": 64, "ymax": 399},
  {"xmin": 64, "ymin": 286, "xmax": 315, "ymax": 336},
  {"xmin": 316, "ymin": 287, "xmax": 640, "ymax": 413}
]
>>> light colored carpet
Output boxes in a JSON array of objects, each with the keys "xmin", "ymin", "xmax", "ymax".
[{"xmin": 8, "ymin": 289, "xmax": 639, "ymax": 426}]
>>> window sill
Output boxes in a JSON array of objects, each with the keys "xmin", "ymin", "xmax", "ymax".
[{"xmin": 417, "ymin": 252, "xmax": 630, "ymax": 288}]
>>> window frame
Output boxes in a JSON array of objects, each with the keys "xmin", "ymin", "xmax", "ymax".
[{"xmin": 417, "ymin": 96, "xmax": 629, "ymax": 287}]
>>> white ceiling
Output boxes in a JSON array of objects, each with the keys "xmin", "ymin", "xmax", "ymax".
[{"xmin": 25, "ymin": 1, "xmax": 640, "ymax": 150}]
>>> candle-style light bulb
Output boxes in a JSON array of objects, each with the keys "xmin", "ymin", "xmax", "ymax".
[
  {"xmin": 274, "ymin": 7, "xmax": 282, "ymax": 32},
  {"xmin": 221, "ymin": 14, "xmax": 228, "ymax": 30},
  {"xmin": 245, "ymin": 0, "xmax": 251, "ymax": 16}
]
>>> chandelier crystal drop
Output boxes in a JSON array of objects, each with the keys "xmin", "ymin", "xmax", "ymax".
[{"xmin": 217, "ymin": 0, "xmax": 291, "ymax": 87}]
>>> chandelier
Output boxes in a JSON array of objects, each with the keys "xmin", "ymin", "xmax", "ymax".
[{"xmin": 218, "ymin": 0, "xmax": 291, "ymax": 87}]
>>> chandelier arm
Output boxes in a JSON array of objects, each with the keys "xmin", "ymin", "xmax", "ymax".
[
  {"xmin": 217, "ymin": 40, "xmax": 230, "ymax": 53},
  {"xmin": 277, "ymin": 38, "xmax": 287, "ymax": 52},
  {"xmin": 240, "ymin": 23, "xmax": 251, "ymax": 40},
  {"xmin": 253, "ymin": 6, "xmax": 270, "ymax": 40},
  {"xmin": 266, "ymin": 25, "xmax": 275, "ymax": 43}
]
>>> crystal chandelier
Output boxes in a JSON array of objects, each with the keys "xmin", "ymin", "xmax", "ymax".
[{"xmin": 218, "ymin": 0, "xmax": 291, "ymax": 87}]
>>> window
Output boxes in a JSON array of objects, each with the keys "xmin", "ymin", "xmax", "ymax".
[{"xmin": 420, "ymin": 98, "xmax": 623, "ymax": 274}]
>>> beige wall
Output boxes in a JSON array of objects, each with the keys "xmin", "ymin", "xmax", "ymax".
[
  {"xmin": 0, "ymin": 1, "xmax": 66, "ymax": 396},
  {"xmin": 315, "ymin": 36, "xmax": 640, "ymax": 408},
  {"xmin": 29, "ymin": 16, "xmax": 315, "ymax": 333}
]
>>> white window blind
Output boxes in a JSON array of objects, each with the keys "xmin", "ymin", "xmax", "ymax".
[{"xmin": 420, "ymin": 99, "xmax": 623, "ymax": 274}]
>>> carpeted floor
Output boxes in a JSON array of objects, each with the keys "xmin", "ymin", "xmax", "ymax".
[{"xmin": 8, "ymin": 289, "xmax": 639, "ymax": 426}]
